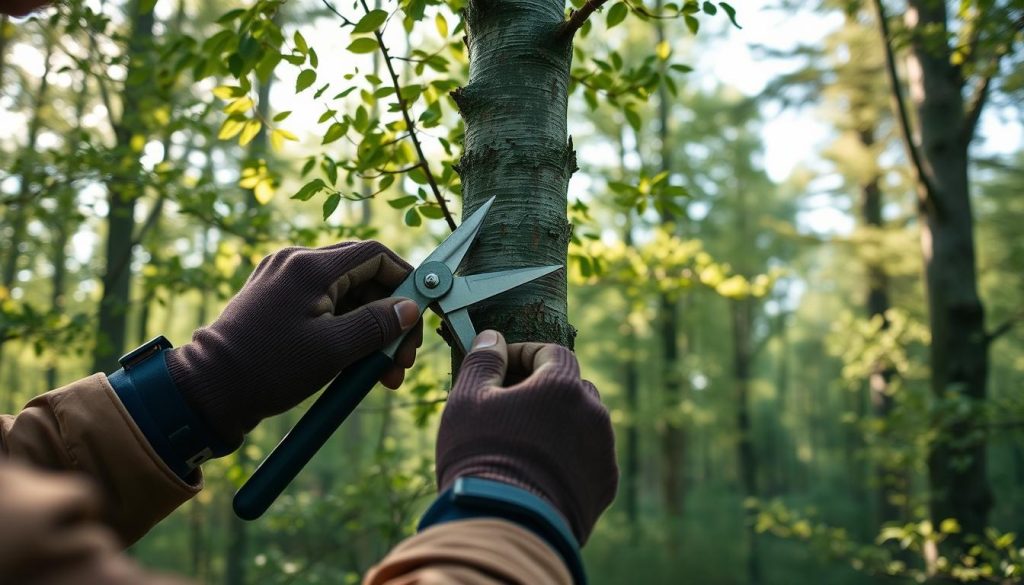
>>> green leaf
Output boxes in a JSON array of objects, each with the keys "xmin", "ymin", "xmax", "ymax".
[
  {"xmin": 322, "ymin": 122, "xmax": 347, "ymax": 144},
  {"xmin": 670, "ymin": 63, "xmax": 694, "ymax": 73},
  {"xmin": 293, "ymin": 31, "xmax": 309, "ymax": 54},
  {"xmin": 292, "ymin": 179, "xmax": 326, "ymax": 201},
  {"xmin": 273, "ymin": 111, "xmax": 292, "ymax": 122},
  {"xmin": 702, "ymin": 1, "xmax": 717, "ymax": 14},
  {"xmin": 301, "ymin": 157, "xmax": 316, "ymax": 177},
  {"xmin": 685, "ymin": 14, "xmax": 700, "ymax": 34},
  {"xmin": 216, "ymin": 8, "xmax": 246, "ymax": 24},
  {"xmin": 353, "ymin": 10, "xmax": 388, "ymax": 33},
  {"xmin": 296, "ymin": 69, "xmax": 316, "ymax": 92},
  {"xmin": 719, "ymin": 2, "xmax": 741, "ymax": 28},
  {"xmin": 347, "ymin": 38, "xmax": 380, "ymax": 54},
  {"xmin": 606, "ymin": 2, "xmax": 628, "ymax": 28},
  {"xmin": 418, "ymin": 204, "xmax": 445, "ymax": 219},
  {"xmin": 404, "ymin": 207, "xmax": 422, "ymax": 227},
  {"xmin": 323, "ymin": 158, "xmax": 338, "ymax": 185},
  {"xmin": 388, "ymin": 195, "xmax": 418, "ymax": 209},
  {"xmin": 322, "ymin": 193, "xmax": 341, "ymax": 219},
  {"xmin": 624, "ymin": 106, "xmax": 642, "ymax": 132},
  {"xmin": 318, "ymin": 110, "xmax": 337, "ymax": 124},
  {"xmin": 435, "ymin": 13, "xmax": 448, "ymax": 37}
]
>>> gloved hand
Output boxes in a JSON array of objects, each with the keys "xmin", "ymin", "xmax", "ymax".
[
  {"xmin": 166, "ymin": 241, "xmax": 423, "ymax": 449},
  {"xmin": 435, "ymin": 330, "xmax": 618, "ymax": 544}
]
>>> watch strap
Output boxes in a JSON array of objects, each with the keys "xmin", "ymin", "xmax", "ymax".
[
  {"xmin": 107, "ymin": 336, "xmax": 231, "ymax": 479},
  {"xmin": 418, "ymin": 476, "xmax": 587, "ymax": 585}
]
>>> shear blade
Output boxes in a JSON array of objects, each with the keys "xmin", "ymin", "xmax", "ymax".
[
  {"xmin": 438, "ymin": 265, "xmax": 562, "ymax": 313},
  {"xmin": 422, "ymin": 196, "xmax": 495, "ymax": 272}
]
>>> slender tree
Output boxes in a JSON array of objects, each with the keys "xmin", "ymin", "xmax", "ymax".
[
  {"xmin": 92, "ymin": 0, "xmax": 157, "ymax": 372},
  {"xmin": 872, "ymin": 0, "xmax": 1022, "ymax": 544}
]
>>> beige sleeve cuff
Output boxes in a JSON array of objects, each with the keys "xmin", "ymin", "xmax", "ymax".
[
  {"xmin": 363, "ymin": 519, "xmax": 572, "ymax": 585},
  {"xmin": 1, "ymin": 374, "xmax": 201, "ymax": 545}
]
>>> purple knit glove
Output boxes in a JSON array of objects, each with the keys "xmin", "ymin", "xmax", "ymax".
[
  {"xmin": 435, "ymin": 330, "xmax": 618, "ymax": 544},
  {"xmin": 166, "ymin": 241, "xmax": 423, "ymax": 449}
]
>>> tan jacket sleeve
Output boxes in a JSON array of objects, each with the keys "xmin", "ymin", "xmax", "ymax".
[
  {"xmin": 0, "ymin": 374, "xmax": 201, "ymax": 545},
  {"xmin": 0, "ymin": 463, "xmax": 193, "ymax": 585},
  {"xmin": 363, "ymin": 519, "xmax": 573, "ymax": 585}
]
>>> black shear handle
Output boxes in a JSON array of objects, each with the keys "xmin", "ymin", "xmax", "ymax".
[{"xmin": 232, "ymin": 351, "xmax": 393, "ymax": 520}]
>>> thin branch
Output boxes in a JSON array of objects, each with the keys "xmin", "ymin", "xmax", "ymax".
[
  {"xmin": 869, "ymin": 0, "xmax": 936, "ymax": 209},
  {"xmin": 986, "ymin": 311, "xmax": 1024, "ymax": 345},
  {"xmin": 319, "ymin": 0, "xmax": 355, "ymax": 26},
  {"xmin": 962, "ymin": 72, "xmax": 993, "ymax": 141},
  {"xmin": 962, "ymin": 15, "xmax": 1024, "ymax": 141},
  {"xmin": 352, "ymin": 0, "xmax": 457, "ymax": 230},
  {"xmin": 358, "ymin": 162, "xmax": 423, "ymax": 179},
  {"xmin": 359, "ymin": 397, "xmax": 448, "ymax": 412},
  {"xmin": 558, "ymin": 0, "xmax": 610, "ymax": 38}
]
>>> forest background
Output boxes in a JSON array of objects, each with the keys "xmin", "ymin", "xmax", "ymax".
[{"xmin": 1, "ymin": 0, "xmax": 1022, "ymax": 582}]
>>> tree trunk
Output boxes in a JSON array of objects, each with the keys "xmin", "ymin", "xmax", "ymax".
[
  {"xmin": 856, "ymin": 125, "xmax": 907, "ymax": 529},
  {"xmin": 902, "ymin": 0, "xmax": 992, "ymax": 544},
  {"xmin": 453, "ymin": 0, "xmax": 575, "ymax": 348},
  {"xmin": 731, "ymin": 165, "xmax": 760, "ymax": 585},
  {"xmin": 0, "ymin": 15, "xmax": 10, "ymax": 87},
  {"xmin": 92, "ymin": 0, "xmax": 156, "ymax": 372},
  {"xmin": 0, "ymin": 32, "xmax": 55, "ymax": 392},
  {"xmin": 731, "ymin": 296, "xmax": 761, "ymax": 585}
]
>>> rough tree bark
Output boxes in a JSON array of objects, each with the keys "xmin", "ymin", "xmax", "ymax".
[{"xmin": 453, "ymin": 0, "xmax": 576, "ymax": 347}]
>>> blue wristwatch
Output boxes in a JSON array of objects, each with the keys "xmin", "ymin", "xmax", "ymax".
[
  {"xmin": 418, "ymin": 476, "xmax": 587, "ymax": 585},
  {"xmin": 107, "ymin": 336, "xmax": 231, "ymax": 479}
]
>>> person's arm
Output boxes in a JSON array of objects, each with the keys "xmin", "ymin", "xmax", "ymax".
[
  {"xmin": 0, "ymin": 374, "xmax": 201, "ymax": 545},
  {"xmin": 2, "ymin": 242, "xmax": 422, "ymax": 544},
  {"xmin": 364, "ymin": 331, "xmax": 618, "ymax": 585},
  {"xmin": 0, "ymin": 463, "xmax": 194, "ymax": 585}
]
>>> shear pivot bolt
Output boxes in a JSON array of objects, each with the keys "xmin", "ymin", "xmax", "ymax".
[{"xmin": 424, "ymin": 273, "xmax": 440, "ymax": 289}]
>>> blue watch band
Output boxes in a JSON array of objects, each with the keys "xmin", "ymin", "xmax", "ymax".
[
  {"xmin": 107, "ymin": 336, "xmax": 231, "ymax": 479},
  {"xmin": 418, "ymin": 477, "xmax": 587, "ymax": 585}
]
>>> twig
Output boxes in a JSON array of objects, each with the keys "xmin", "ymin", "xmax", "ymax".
[
  {"xmin": 358, "ymin": 162, "xmax": 423, "ymax": 179},
  {"xmin": 962, "ymin": 14, "xmax": 1024, "ymax": 141},
  {"xmin": 319, "ymin": 0, "xmax": 355, "ymax": 26},
  {"xmin": 986, "ymin": 311, "xmax": 1024, "ymax": 345},
  {"xmin": 355, "ymin": 0, "xmax": 457, "ymax": 231},
  {"xmin": 558, "ymin": 0, "xmax": 610, "ymax": 38},
  {"xmin": 869, "ymin": 0, "xmax": 937, "ymax": 211},
  {"xmin": 359, "ymin": 397, "xmax": 448, "ymax": 412}
]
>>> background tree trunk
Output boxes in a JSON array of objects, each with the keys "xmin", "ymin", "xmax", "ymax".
[
  {"xmin": 901, "ymin": 0, "xmax": 993, "ymax": 544},
  {"xmin": 731, "ymin": 162, "xmax": 761, "ymax": 585},
  {"xmin": 0, "ymin": 31, "xmax": 55, "ymax": 391},
  {"xmin": 92, "ymin": 0, "xmax": 156, "ymax": 372},
  {"xmin": 453, "ymin": 0, "xmax": 575, "ymax": 348}
]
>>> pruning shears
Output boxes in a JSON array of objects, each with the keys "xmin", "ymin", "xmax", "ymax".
[{"xmin": 233, "ymin": 197, "xmax": 561, "ymax": 520}]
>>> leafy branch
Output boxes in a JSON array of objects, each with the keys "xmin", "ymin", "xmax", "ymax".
[{"xmin": 323, "ymin": 0, "xmax": 457, "ymax": 230}]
